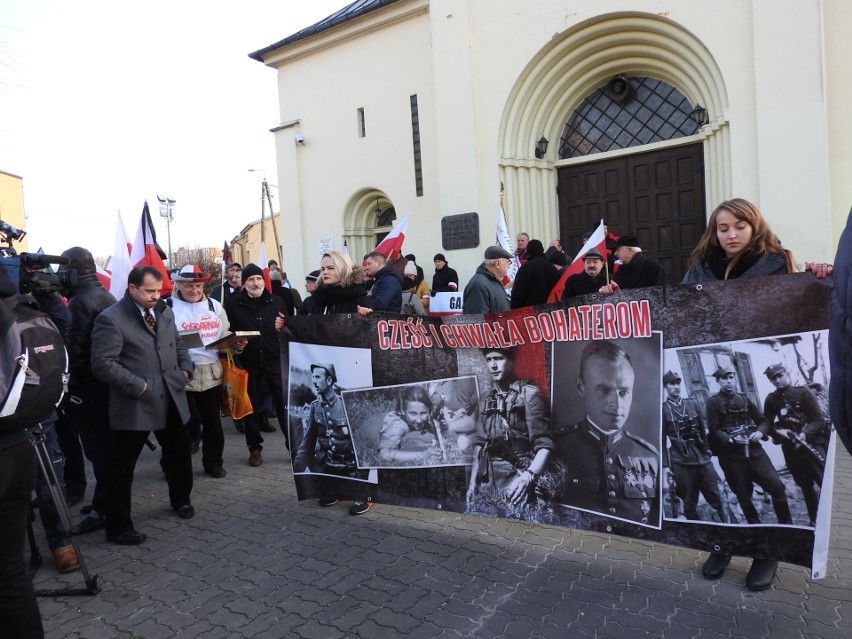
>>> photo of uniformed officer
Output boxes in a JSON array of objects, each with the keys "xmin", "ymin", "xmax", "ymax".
[
  {"xmin": 551, "ymin": 336, "xmax": 663, "ymax": 528},
  {"xmin": 661, "ymin": 370, "xmax": 728, "ymax": 523},
  {"xmin": 761, "ymin": 363, "xmax": 829, "ymax": 526},
  {"xmin": 287, "ymin": 343, "xmax": 377, "ymax": 483}
]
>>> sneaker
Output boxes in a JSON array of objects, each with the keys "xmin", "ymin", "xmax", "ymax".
[
  {"xmin": 72, "ymin": 514, "xmax": 106, "ymax": 536},
  {"xmin": 248, "ymin": 450, "xmax": 263, "ymax": 467},
  {"xmin": 51, "ymin": 545, "xmax": 81, "ymax": 573},
  {"xmin": 349, "ymin": 500, "xmax": 373, "ymax": 516},
  {"xmin": 319, "ymin": 497, "xmax": 340, "ymax": 507},
  {"xmin": 259, "ymin": 417, "xmax": 277, "ymax": 433},
  {"xmin": 204, "ymin": 466, "xmax": 227, "ymax": 478}
]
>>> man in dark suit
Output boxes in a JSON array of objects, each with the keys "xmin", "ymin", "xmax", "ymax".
[{"xmin": 91, "ymin": 266, "xmax": 195, "ymax": 545}]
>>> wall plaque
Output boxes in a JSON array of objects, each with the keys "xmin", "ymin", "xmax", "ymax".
[{"xmin": 441, "ymin": 212, "xmax": 479, "ymax": 250}]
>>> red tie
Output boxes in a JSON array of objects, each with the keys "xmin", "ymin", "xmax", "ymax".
[{"xmin": 145, "ymin": 309, "xmax": 157, "ymax": 331}]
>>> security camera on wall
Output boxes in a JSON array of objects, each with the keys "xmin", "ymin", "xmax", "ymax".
[{"xmin": 294, "ymin": 132, "xmax": 305, "ymax": 145}]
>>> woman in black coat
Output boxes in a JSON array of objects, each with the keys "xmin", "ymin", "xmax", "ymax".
[{"xmin": 310, "ymin": 252, "xmax": 372, "ymax": 315}]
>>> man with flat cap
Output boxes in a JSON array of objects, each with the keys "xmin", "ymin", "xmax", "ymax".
[
  {"xmin": 762, "ymin": 363, "xmax": 828, "ymax": 525},
  {"xmin": 662, "ymin": 370, "xmax": 726, "ymax": 522},
  {"xmin": 702, "ymin": 364, "xmax": 791, "ymax": 589},
  {"xmin": 561, "ymin": 248, "xmax": 609, "ymax": 300},
  {"xmin": 462, "ymin": 246, "xmax": 512, "ymax": 314},
  {"xmin": 552, "ymin": 340, "xmax": 660, "ymax": 526},
  {"xmin": 600, "ymin": 234, "xmax": 666, "ymax": 295}
]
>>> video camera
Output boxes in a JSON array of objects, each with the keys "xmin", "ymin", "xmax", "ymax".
[{"xmin": 0, "ymin": 219, "xmax": 72, "ymax": 296}]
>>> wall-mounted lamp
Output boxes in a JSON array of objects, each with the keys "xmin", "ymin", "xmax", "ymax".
[
  {"xmin": 689, "ymin": 104, "xmax": 708, "ymax": 128},
  {"xmin": 534, "ymin": 137, "xmax": 549, "ymax": 159},
  {"xmin": 294, "ymin": 132, "xmax": 305, "ymax": 145}
]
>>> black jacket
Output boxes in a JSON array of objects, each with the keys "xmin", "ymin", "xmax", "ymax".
[
  {"xmin": 511, "ymin": 255, "xmax": 560, "ymax": 309},
  {"xmin": 309, "ymin": 284, "xmax": 372, "ymax": 315},
  {"xmin": 270, "ymin": 280, "xmax": 296, "ymax": 316},
  {"xmin": 562, "ymin": 271, "xmax": 608, "ymax": 300},
  {"xmin": 613, "ymin": 253, "xmax": 666, "ymax": 290},
  {"xmin": 225, "ymin": 290, "xmax": 286, "ymax": 368},
  {"xmin": 64, "ymin": 274, "xmax": 116, "ymax": 389},
  {"xmin": 432, "ymin": 265, "xmax": 459, "ymax": 293}
]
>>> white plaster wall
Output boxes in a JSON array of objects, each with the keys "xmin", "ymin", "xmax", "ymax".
[{"xmin": 264, "ymin": 0, "xmax": 845, "ymax": 284}]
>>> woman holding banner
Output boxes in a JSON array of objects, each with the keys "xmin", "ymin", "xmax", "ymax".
[
  {"xmin": 682, "ymin": 197, "xmax": 832, "ymax": 590},
  {"xmin": 307, "ymin": 252, "xmax": 374, "ymax": 515}
]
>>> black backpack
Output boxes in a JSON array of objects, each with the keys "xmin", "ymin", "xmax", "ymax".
[{"xmin": 0, "ymin": 294, "xmax": 69, "ymax": 430}]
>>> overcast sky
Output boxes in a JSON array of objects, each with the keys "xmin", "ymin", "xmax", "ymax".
[{"xmin": 0, "ymin": 0, "xmax": 349, "ymax": 259}]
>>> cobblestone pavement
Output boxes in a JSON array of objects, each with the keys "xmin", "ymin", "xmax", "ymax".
[{"xmin": 34, "ymin": 421, "xmax": 852, "ymax": 638}]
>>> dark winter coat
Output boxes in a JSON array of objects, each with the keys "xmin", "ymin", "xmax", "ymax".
[
  {"xmin": 370, "ymin": 265, "xmax": 403, "ymax": 312},
  {"xmin": 511, "ymin": 254, "xmax": 560, "ymax": 309},
  {"xmin": 224, "ymin": 289, "xmax": 287, "ymax": 369},
  {"xmin": 830, "ymin": 208, "xmax": 852, "ymax": 455},
  {"xmin": 561, "ymin": 271, "xmax": 608, "ymax": 300},
  {"xmin": 463, "ymin": 266, "xmax": 510, "ymax": 314},
  {"xmin": 432, "ymin": 264, "xmax": 460, "ymax": 293},
  {"xmin": 309, "ymin": 267, "xmax": 372, "ymax": 315},
  {"xmin": 64, "ymin": 274, "xmax": 116, "ymax": 389},
  {"xmin": 613, "ymin": 252, "xmax": 666, "ymax": 289},
  {"xmin": 91, "ymin": 291, "xmax": 193, "ymax": 431}
]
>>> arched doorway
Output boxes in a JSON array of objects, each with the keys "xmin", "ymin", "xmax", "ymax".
[
  {"xmin": 497, "ymin": 12, "xmax": 730, "ymax": 281},
  {"xmin": 342, "ymin": 190, "xmax": 396, "ymax": 260}
]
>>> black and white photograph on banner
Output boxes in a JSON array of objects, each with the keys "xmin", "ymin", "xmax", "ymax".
[
  {"xmin": 341, "ymin": 376, "xmax": 480, "ymax": 470},
  {"xmin": 287, "ymin": 342, "xmax": 378, "ymax": 484},
  {"xmin": 662, "ymin": 330, "xmax": 832, "ymax": 530},
  {"xmin": 462, "ymin": 345, "xmax": 560, "ymax": 522},
  {"xmin": 550, "ymin": 335, "xmax": 664, "ymax": 529}
]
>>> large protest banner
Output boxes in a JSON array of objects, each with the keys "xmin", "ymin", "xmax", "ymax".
[{"xmin": 283, "ymin": 274, "xmax": 835, "ymax": 577}]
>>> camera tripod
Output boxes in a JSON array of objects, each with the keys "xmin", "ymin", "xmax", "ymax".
[{"xmin": 27, "ymin": 423, "xmax": 100, "ymax": 597}]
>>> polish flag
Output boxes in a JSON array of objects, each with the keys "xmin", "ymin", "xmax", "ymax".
[
  {"xmin": 129, "ymin": 201, "xmax": 172, "ymax": 296},
  {"xmin": 547, "ymin": 220, "xmax": 608, "ymax": 303},
  {"xmin": 108, "ymin": 212, "xmax": 134, "ymax": 298},
  {"xmin": 496, "ymin": 206, "xmax": 519, "ymax": 284},
  {"xmin": 373, "ymin": 213, "xmax": 411, "ymax": 260},
  {"xmin": 258, "ymin": 241, "xmax": 272, "ymax": 293},
  {"xmin": 95, "ymin": 264, "xmax": 112, "ymax": 291}
]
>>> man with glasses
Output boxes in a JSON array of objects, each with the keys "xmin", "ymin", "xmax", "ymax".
[{"xmin": 462, "ymin": 246, "xmax": 512, "ymax": 314}]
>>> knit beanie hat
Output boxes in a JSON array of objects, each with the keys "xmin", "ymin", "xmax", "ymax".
[{"xmin": 241, "ymin": 263, "xmax": 264, "ymax": 282}]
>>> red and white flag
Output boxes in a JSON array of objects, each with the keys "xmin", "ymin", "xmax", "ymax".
[
  {"xmin": 496, "ymin": 206, "xmax": 519, "ymax": 283},
  {"xmin": 373, "ymin": 213, "xmax": 411, "ymax": 260},
  {"xmin": 258, "ymin": 241, "xmax": 272, "ymax": 293},
  {"xmin": 95, "ymin": 263, "xmax": 112, "ymax": 291},
  {"xmin": 547, "ymin": 220, "xmax": 608, "ymax": 303},
  {"xmin": 108, "ymin": 212, "xmax": 133, "ymax": 298},
  {"xmin": 129, "ymin": 201, "xmax": 172, "ymax": 296}
]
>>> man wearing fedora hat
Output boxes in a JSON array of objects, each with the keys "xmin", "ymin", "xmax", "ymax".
[
  {"xmin": 462, "ymin": 246, "xmax": 513, "ymax": 314},
  {"xmin": 169, "ymin": 264, "xmax": 230, "ymax": 478},
  {"xmin": 599, "ymin": 233, "xmax": 666, "ymax": 295},
  {"xmin": 561, "ymin": 247, "xmax": 609, "ymax": 300}
]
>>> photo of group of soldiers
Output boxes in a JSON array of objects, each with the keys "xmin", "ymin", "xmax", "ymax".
[
  {"xmin": 285, "ymin": 329, "xmax": 830, "ymax": 535},
  {"xmin": 662, "ymin": 332, "xmax": 831, "ymax": 529}
]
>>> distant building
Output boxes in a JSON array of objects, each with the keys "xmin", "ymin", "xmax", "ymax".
[
  {"xmin": 230, "ymin": 212, "xmax": 281, "ymax": 268},
  {"xmin": 251, "ymin": 0, "xmax": 850, "ymax": 284},
  {"xmin": 0, "ymin": 170, "xmax": 28, "ymax": 252}
]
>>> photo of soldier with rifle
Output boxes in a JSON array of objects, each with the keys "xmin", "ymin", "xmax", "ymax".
[{"xmin": 661, "ymin": 370, "xmax": 729, "ymax": 523}]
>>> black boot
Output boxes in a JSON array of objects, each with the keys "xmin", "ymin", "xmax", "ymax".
[
  {"xmin": 745, "ymin": 558, "xmax": 778, "ymax": 591},
  {"xmin": 702, "ymin": 551, "xmax": 731, "ymax": 579}
]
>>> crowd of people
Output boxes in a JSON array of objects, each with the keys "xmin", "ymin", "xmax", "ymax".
[{"xmin": 4, "ymin": 196, "xmax": 845, "ymax": 636}]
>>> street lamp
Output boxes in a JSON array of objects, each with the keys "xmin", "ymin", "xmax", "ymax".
[{"xmin": 156, "ymin": 195, "xmax": 176, "ymax": 266}]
